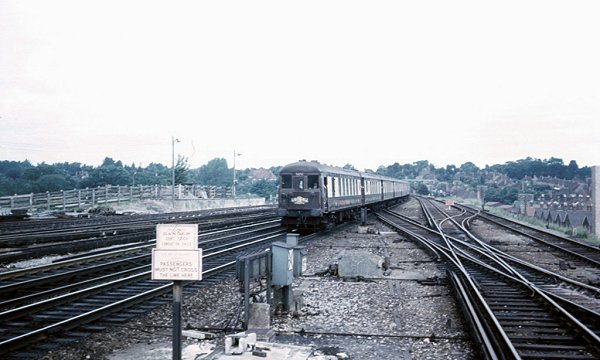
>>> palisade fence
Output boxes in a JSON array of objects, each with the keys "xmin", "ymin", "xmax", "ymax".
[{"xmin": 0, "ymin": 184, "xmax": 232, "ymax": 213}]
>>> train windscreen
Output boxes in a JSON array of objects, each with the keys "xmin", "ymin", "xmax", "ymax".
[{"xmin": 281, "ymin": 175, "xmax": 292, "ymax": 189}]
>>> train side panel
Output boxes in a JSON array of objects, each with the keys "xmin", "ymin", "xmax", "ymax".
[
  {"xmin": 324, "ymin": 174, "xmax": 363, "ymax": 212},
  {"xmin": 362, "ymin": 176, "xmax": 383, "ymax": 205}
]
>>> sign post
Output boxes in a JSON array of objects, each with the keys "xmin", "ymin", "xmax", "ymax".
[
  {"xmin": 173, "ymin": 280, "xmax": 182, "ymax": 359},
  {"xmin": 151, "ymin": 224, "xmax": 201, "ymax": 360}
]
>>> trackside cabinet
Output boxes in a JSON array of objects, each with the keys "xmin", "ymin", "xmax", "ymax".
[
  {"xmin": 271, "ymin": 241, "xmax": 294, "ymax": 286},
  {"xmin": 293, "ymin": 246, "xmax": 307, "ymax": 277},
  {"xmin": 284, "ymin": 233, "xmax": 306, "ymax": 277}
]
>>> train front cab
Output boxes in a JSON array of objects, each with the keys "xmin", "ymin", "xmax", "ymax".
[{"xmin": 278, "ymin": 171, "xmax": 324, "ymax": 228}]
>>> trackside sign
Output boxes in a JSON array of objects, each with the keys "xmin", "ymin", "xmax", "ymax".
[
  {"xmin": 152, "ymin": 224, "xmax": 202, "ymax": 281},
  {"xmin": 156, "ymin": 224, "xmax": 198, "ymax": 250},
  {"xmin": 152, "ymin": 249, "xmax": 202, "ymax": 281}
]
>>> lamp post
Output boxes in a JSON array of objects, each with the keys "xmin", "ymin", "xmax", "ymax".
[
  {"xmin": 171, "ymin": 136, "xmax": 180, "ymax": 207},
  {"xmin": 232, "ymin": 150, "xmax": 242, "ymax": 198}
]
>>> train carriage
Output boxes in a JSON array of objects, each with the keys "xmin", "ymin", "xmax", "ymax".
[{"xmin": 277, "ymin": 160, "xmax": 409, "ymax": 229}]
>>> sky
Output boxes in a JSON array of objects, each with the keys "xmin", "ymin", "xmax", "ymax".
[{"xmin": 1, "ymin": 1, "xmax": 599, "ymax": 172}]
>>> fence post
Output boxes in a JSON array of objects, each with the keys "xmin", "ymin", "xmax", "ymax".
[
  {"xmin": 46, "ymin": 192, "xmax": 50, "ymax": 210},
  {"xmin": 92, "ymin": 189, "xmax": 96, "ymax": 207},
  {"xmin": 10, "ymin": 195, "xmax": 15, "ymax": 209},
  {"xmin": 78, "ymin": 190, "xmax": 82, "ymax": 209},
  {"xmin": 105, "ymin": 185, "xmax": 109, "ymax": 205},
  {"xmin": 117, "ymin": 186, "xmax": 121, "ymax": 205},
  {"xmin": 62, "ymin": 190, "xmax": 66, "ymax": 211},
  {"xmin": 29, "ymin": 193, "xmax": 33, "ymax": 211}
]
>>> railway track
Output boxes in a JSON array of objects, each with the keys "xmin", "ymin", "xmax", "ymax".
[
  {"xmin": 377, "ymin": 197, "xmax": 600, "ymax": 359},
  {"xmin": 0, "ymin": 206, "xmax": 278, "ymax": 265},
  {"xmin": 0, "ymin": 209, "xmax": 291, "ymax": 357},
  {"xmin": 461, "ymin": 203, "xmax": 600, "ymax": 268}
]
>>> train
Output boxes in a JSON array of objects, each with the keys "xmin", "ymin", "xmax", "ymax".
[{"xmin": 277, "ymin": 160, "xmax": 410, "ymax": 229}]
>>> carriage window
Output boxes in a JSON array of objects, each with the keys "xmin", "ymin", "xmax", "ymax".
[
  {"xmin": 294, "ymin": 177, "xmax": 305, "ymax": 190},
  {"xmin": 308, "ymin": 175, "xmax": 319, "ymax": 189},
  {"xmin": 333, "ymin": 177, "xmax": 338, "ymax": 196},
  {"xmin": 281, "ymin": 175, "xmax": 292, "ymax": 189},
  {"xmin": 345, "ymin": 178, "xmax": 349, "ymax": 195}
]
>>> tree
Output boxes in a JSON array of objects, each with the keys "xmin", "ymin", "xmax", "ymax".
[
  {"xmin": 132, "ymin": 163, "xmax": 170, "ymax": 186},
  {"xmin": 0, "ymin": 160, "xmax": 32, "ymax": 180},
  {"xmin": 567, "ymin": 160, "xmax": 579, "ymax": 179},
  {"xmin": 195, "ymin": 158, "xmax": 230, "ymax": 186},
  {"xmin": 36, "ymin": 174, "xmax": 72, "ymax": 192},
  {"xmin": 0, "ymin": 173, "xmax": 16, "ymax": 195},
  {"xmin": 485, "ymin": 185, "xmax": 519, "ymax": 204},
  {"xmin": 22, "ymin": 163, "xmax": 59, "ymax": 181},
  {"xmin": 434, "ymin": 164, "xmax": 457, "ymax": 182},
  {"xmin": 459, "ymin": 162, "xmax": 479, "ymax": 174},
  {"xmin": 174, "ymin": 155, "xmax": 190, "ymax": 184},
  {"xmin": 413, "ymin": 182, "xmax": 429, "ymax": 195},
  {"xmin": 81, "ymin": 158, "xmax": 130, "ymax": 187},
  {"xmin": 546, "ymin": 157, "xmax": 565, "ymax": 178},
  {"xmin": 240, "ymin": 179, "xmax": 278, "ymax": 200}
]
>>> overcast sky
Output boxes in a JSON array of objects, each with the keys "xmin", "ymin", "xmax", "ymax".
[{"xmin": 1, "ymin": 1, "xmax": 598, "ymax": 172}]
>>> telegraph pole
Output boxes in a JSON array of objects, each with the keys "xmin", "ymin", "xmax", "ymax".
[{"xmin": 232, "ymin": 150, "xmax": 242, "ymax": 198}]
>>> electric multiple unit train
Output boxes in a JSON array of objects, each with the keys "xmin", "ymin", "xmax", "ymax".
[{"xmin": 277, "ymin": 160, "xmax": 410, "ymax": 229}]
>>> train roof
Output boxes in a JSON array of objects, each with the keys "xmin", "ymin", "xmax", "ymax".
[
  {"xmin": 280, "ymin": 161, "xmax": 359, "ymax": 176},
  {"xmin": 280, "ymin": 160, "xmax": 406, "ymax": 183}
]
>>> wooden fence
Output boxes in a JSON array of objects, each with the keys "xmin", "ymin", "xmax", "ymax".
[{"xmin": 0, "ymin": 184, "xmax": 232, "ymax": 213}]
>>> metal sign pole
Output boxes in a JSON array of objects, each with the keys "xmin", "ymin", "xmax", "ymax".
[
  {"xmin": 152, "ymin": 224, "xmax": 201, "ymax": 360},
  {"xmin": 173, "ymin": 280, "xmax": 183, "ymax": 360}
]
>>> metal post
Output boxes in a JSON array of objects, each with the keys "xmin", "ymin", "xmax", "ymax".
[
  {"xmin": 173, "ymin": 281, "xmax": 183, "ymax": 360},
  {"xmin": 232, "ymin": 150, "xmax": 242, "ymax": 199},
  {"xmin": 267, "ymin": 251, "xmax": 272, "ymax": 305},
  {"xmin": 361, "ymin": 207, "xmax": 367, "ymax": 226},
  {"xmin": 232, "ymin": 150, "xmax": 236, "ymax": 199},
  {"xmin": 244, "ymin": 258, "xmax": 250, "ymax": 329},
  {"xmin": 172, "ymin": 137, "xmax": 180, "ymax": 208}
]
